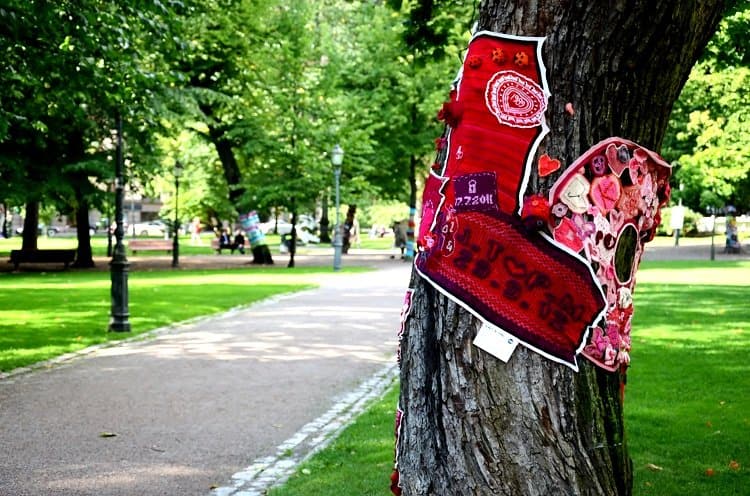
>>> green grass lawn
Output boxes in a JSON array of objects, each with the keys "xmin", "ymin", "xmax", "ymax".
[
  {"xmin": 0, "ymin": 233, "xmax": 292, "ymax": 257},
  {"xmin": 0, "ymin": 266, "xmax": 370, "ymax": 372},
  {"xmin": 268, "ymin": 260, "xmax": 750, "ymax": 496},
  {"xmin": 0, "ymin": 232, "xmax": 400, "ymax": 258}
]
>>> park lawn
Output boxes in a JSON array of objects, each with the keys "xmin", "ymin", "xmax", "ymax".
[
  {"xmin": 268, "ymin": 260, "xmax": 750, "ymax": 496},
  {"xmin": 0, "ymin": 234, "xmax": 290, "ymax": 257},
  {"xmin": 0, "ymin": 266, "xmax": 368, "ymax": 372}
]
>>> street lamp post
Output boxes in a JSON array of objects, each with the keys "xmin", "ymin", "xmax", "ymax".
[
  {"xmin": 109, "ymin": 115, "xmax": 131, "ymax": 332},
  {"xmin": 172, "ymin": 161, "xmax": 183, "ymax": 268},
  {"xmin": 331, "ymin": 144, "xmax": 344, "ymax": 272}
]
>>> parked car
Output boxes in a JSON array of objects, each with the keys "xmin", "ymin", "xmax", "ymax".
[
  {"xmin": 261, "ymin": 215, "xmax": 317, "ymax": 236},
  {"xmin": 15, "ymin": 224, "xmax": 63, "ymax": 237},
  {"xmin": 130, "ymin": 220, "xmax": 167, "ymax": 237}
]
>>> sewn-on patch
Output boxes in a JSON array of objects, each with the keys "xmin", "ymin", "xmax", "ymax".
[
  {"xmin": 485, "ymin": 70, "xmax": 548, "ymax": 128},
  {"xmin": 558, "ymin": 173, "xmax": 591, "ymax": 214},
  {"xmin": 453, "ymin": 172, "xmax": 499, "ymax": 213},
  {"xmin": 590, "ymin": 175, "xmax": 622, "ymax": 214}
]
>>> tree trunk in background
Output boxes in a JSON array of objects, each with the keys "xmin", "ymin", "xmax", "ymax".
[
  {"xmin": 397, "ymin": 1, "xmax": 724, "ymax": 495},
  {"xmin": 319, "ymin": 192, "xmax": 331, "ymax": 243},
  {"xmin": 201, "ymin": 104, "xmax": 247, "ymax": 208},
  {"xmin": 342, "ymin": 204, "xmax": 356, "ymax": 254},
  {"xmin": 21, "ymin": 200, "xmax": 39, "ymax": 251},
  {"xmin": 1, "ymin": 202, "xmax": 8, "ymax": 239},
  {"xmin": 72, "ymin": 197, "xmax": 94, "ymax": 268}
]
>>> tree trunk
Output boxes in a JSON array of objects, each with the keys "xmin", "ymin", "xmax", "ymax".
[
  {"xmin": 201, "ymin": 104, "xmax": 246, "ymax": 207},
  {"xmin": 1, "ymin": 202, "xmax": 8, "ymax": 239},
  {"xmin": 21, "ymin": 200, "xmax": 39, "ymax": 251},
  {"xmin": 397, "ymin": 1, "xmax": 724, "ymax": 495},
  {"xmin": 342, "ymin": 204, "xmax": 356, "ymax": 254},
  {"xmin": 72, "ymin": 197, "xmax": 94, "ymax": 268},
  {"xmin": 319, "ymin": 192, "xmax": 331, "ymax": 243}
]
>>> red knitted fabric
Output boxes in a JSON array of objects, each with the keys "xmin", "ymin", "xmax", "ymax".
[
  {"xmin": 417, "ymin": 210, "xmax": 605, "ymax": 367},
  {"xmin": 418, "ymin": 32, "xmax": 608, "ymax": 369},
  {"xmin": 440, "ymin": 33, "xmax": 549, "ymax": 215}
]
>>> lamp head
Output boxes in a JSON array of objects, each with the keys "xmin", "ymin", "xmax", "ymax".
[{"xmin": 331, "ymin": 144, "xmax": 344, "ymax": 167}]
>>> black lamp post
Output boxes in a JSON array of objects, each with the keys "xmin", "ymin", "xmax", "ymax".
[
  {"xmin": 109, "ymin": 115, "xmax": 131, "ymax": 332},
  {"xmin": 172, "ymin": 161, "xmax": 183, "ymax": 268},
  {"xmin": 331, "ymin": 144, "xmax": 344, "ymax": 271}
]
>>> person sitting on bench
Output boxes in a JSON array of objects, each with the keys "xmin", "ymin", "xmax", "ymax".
[
  {"xmin": 218, "ymin": 229, "xmax": 233, "ymax": 252},
  {"xmin": 233, "ymin": 229, "xmax": 246, "ymax": 255}
]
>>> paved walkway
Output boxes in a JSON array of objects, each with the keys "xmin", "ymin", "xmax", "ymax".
[
  {"xmin": 0, "ymin": 255, "xmax": 412, "ymax": 495},
  {"xmin": 0, "ymin": 241, "xmax": 747, "ymax": 495}
]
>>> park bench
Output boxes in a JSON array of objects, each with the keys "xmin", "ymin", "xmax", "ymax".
[
  {"xmin": 128, "ymin": 239, "xmax": 172, "ymax": 254},
  {"xmin": 9, "ymin": 249, "xmax": 77, "ymax": 270},
  {"xmin": 210, "ymin": 238, "xmax": 241, "ymax": 254}
]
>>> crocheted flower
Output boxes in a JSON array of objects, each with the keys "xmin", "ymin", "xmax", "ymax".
[
  {"xmin": 437, "ymin": 90, "xmax": 463, "ymax": 128},
  {"xmin": 467, "ymin": 55, "xmax": 482, "ymax": 69},
  {"xmin": 551, "ymin": 202, "xmax": 568, "ymax": 218},
  {"xmin": 521, "ymin": 194, "xmax": 551, "ymax": 231}
]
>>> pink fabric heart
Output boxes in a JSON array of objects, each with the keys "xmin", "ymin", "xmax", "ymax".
[
  {"xmin": 590, "ymin": 175, "xmax": 622, "ymax": 214},
  {"xmin": 605, "ymin": 144, "xmax": 630, "ymax": 177}
]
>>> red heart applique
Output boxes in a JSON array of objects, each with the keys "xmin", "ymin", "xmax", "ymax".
[
  {"xmin": 538, "ymin": 154, "xmax": 561, "ymax": 177},
  {"xmin": 553, "ymin": 217, "xmax": 585, "ymax": 253},
  {"xmin": 590, "ymin": 175, "xmax": 622, "ymax": 214}
]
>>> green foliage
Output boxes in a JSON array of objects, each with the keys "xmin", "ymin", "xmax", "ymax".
[
  {"xmin": 0, "ymin": 0, "xmax": 185, "ymax": 236},
  {"xmin": 358, "ymin": 200, "xmax": 411, "ymax": 228},
  {"xmin": 663, "ymin": 3, "xmax": 750, "ymax": 212},
  {"xmin": 656, "ymin": 206, "xmax": 704, "ymax": 236}
]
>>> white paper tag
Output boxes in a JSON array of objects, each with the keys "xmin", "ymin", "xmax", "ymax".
[{"xmin": 473, "ymin": 323, "xmax": 519, "ymax": 363}]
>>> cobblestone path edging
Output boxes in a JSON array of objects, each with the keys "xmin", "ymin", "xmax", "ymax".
[{"xmin": 210, "ymin": 362, "xmax": 399, "ymax": 496}]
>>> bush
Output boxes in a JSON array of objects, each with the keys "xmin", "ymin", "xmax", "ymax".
[{"xmin": 656, "ymin": 206, "xmax": 702, "ymax": 236}]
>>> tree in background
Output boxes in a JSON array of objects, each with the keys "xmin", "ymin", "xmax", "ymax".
[
  {"xmin": 0, "ymin": 1, "xmax": 181, "ymax": 263},
  {"xmin": 662, "ymin": 1, "xmax": 750, "ymax": 212},
  {"xmin": 396, "ymin": 1, "xmax": 724, "ymax": 494}
]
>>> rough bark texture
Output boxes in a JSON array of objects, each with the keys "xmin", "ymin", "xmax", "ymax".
[
  {"xmin": 72, "ymin": 197, "xmax": 94, "ymax": 268},
  {"xmin": 21, "ymin": 200, "xmax": 39, "ymax": 251},
  {"xmin": 200, "ymin": 104, "xmax": 246, "ymax": 207},
  {"xmin": 319, "ymin": 193, "xmax": 331, "ymax": 243},
  {"xmin": 397, "ymin": 1, "xmax": 724, "ymax": 495},
  {"xmin": 342, "ymin": 204, "xmax": 356, "ymax": 254}
]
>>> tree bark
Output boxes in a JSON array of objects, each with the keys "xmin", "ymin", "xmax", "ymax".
[
  {"xmin": 397, "ymin": 1, "xmax": 724, "ymax": 495},
  {"xmin": 200, "ymin": 104, "xmax": 247, "ymax": 207},
  {"xmin": 72, "ymin": 195, "xmax": 94, "ymax": 268},
  {"xmin": 21, "ymin": 200, "xmax": 39, "ymax": 251},
  {"xmin": 342, "ymin": 204, "xmax": 356, "ymax": 254},
  {"xmin": 319, "ymin": 192, "xmax": 331, "ymax": 243}
]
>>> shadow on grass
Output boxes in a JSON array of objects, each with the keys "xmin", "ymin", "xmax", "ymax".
[
  {"xmin": 0, "ymin": 269, "xmax": 317, "ymax": 371},
  {"xmin": 627, "ymin": 282, "xmax": 750, "ymax": 496}
]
